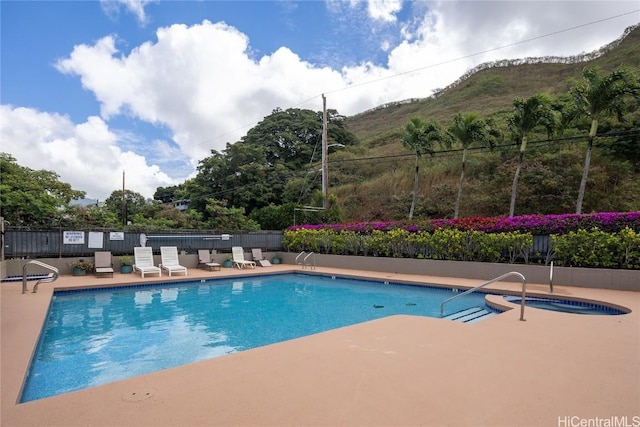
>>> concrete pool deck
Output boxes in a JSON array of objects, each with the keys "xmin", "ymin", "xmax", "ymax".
[{"xmin": 2, "ymin": 265, "xmax": 639, "ymax": 426}]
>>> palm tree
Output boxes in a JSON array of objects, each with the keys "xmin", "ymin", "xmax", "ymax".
[
  {"xmin": 569, "ymin": 66, "xmax": 639, "ymax": 214},
  {"xmin": 448, "ymin": 113, "xmax": 499, "ymax": 219},
  {"xmin": 507, "ymin": 94, "xmax": 558, "ymax": 217},
  {"xmin": 401, "ymin": 117, "xmax": 450, "ymax": 219}
]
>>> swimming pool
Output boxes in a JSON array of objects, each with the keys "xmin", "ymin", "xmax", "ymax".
[{"xmin": 21, "ymin": 273, "xmax": 496, "ymax": 402}]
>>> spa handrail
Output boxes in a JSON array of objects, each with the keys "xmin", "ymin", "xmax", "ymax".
[
  {"xmin": 22, "ymin": 260, "xmax": 59, "ymax": 294},
  {"xmin": 440, "ymin": 272, "xmax": 528, "ymax": 321}
]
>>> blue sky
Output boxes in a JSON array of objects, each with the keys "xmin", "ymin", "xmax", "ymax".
[{"xmin": 1, "ymin": 1, "xmax": 638, "ymax": 201}]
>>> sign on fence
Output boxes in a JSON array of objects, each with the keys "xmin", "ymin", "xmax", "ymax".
[
  {"xmin": 110, "ymin": 232, "xmax": 125, "ymax": 241},
  {"xmin": 63, "ymin": 231, "xmax": 85, "ymax": 244},
  {"xmin": 88, "ymin": 232, "xmax": 104, "ymax": 249}
]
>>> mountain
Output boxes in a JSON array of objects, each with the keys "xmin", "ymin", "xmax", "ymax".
[{"xmin": 332, "ymin": 24, "xmax": 640, "ymax": 221}]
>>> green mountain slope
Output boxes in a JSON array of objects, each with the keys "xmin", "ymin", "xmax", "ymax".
[{"xmin": 332, "ymin": 24, "xmax": 640, "ymax": 221}]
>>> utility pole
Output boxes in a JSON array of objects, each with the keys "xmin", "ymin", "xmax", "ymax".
[
  {"xmin": 121, "ymin": 170, "xmax": 126, "ymax": 226},
  {"xmin": 321, "ymin": 94, "xmax": 328, "ymax": 210}
]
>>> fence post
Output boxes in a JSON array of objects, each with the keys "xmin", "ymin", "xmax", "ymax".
[{"xmin": 1, "ymin": 217, "xmax": 5, "ymax": 262}]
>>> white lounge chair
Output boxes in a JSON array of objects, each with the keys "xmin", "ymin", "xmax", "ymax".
[
  {"xmin": 198, "ymin": 249, "xmax": 221, "ymax": 271},
  {"xmin": 232, "ymin": 246, "xmax": 256, "ymax": 269},
  {"xmin": 251, "ymin": 248, "xmax": 272, "ymax": 267},
  {"xmin": 160, "ymin": 246, "xmax": 188, "ymax": 276},
  {"xmin": 133, "ymin": 247, "xmax": 161, "ymax": 278},
  {"xmin": 94, "ymin": 251, "xmax": 114, "ymax": 278}
]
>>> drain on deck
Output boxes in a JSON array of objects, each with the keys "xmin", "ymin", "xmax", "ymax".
[{"xmin": 123, "ymin": 388, "xmax": 156, "ymax": 402}]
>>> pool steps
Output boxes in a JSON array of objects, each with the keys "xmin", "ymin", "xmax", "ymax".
[
  {"xmin": 443, "ymin": 307, "xmax": 498, "ymax": 323},
  {"xmin": 2, "ymin": 274, "xmax": 53, "ymax": 283},
  {"xmin": 440, "ymin": 271, "xmax": 531, "ymax": 321}
]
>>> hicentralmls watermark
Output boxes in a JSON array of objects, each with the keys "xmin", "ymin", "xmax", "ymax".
[{"xmin": 558, "ymin": 416, "xmax": 640, "ymax": 427}]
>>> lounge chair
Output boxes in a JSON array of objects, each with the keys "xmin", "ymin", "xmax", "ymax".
[
  {"xmin": 251, "ymin": 248, "xmax": 272, "ymax": 267},
  {"xmin": 94, "ymin": 251, "xmax": 114, "ymax": 278},
  {"xmin": 198, "ymin": 249, "xmax": 221, "ymax": 271},
  {"xmin": 232, "ymin": 246, "xmax": 256, "ymax": 269},
  {"xmin": 133, "ymin": 247, "xmax": 162, "ymax": 278},
  {"xmin": 160, "ymin": 246, "xmax": 188, "ymax": 276}
]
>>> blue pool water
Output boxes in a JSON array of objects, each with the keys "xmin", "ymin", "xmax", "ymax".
[
  {"xmin": 21, "ymin": 273, "xmax": 492, "ymax": 402},
  {"xmin": 503, "ymin": 296, "xmax": 626, "ymax": 315}
]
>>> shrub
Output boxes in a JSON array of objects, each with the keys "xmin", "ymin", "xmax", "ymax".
[
  {"xmin": 283, "ymin": 212, "xmax": 639, "ymax": 269},
  {"xmin": 551, "ymin": 227, "xmax": 638, "ymax": 268},
  {"xmin": 289, "ymin": 211, "xmax": 640, "ymax": 235},
  {"xmin": 619, "ymin": 227, "xmax": 640, "ymax": 269},
  {"xmin": 68, "ymin": 259, "xmax": 94, "ymax": 273}
]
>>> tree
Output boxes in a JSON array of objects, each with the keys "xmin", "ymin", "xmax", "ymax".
[
  {"xmin": 203, "ymin": 198, "xmax": 260, "ymax": 231},
  {"xmin": 507, "ymin": 95, "xmax": 558, "ymax": 217},
  {"xmin": 569, "ymin": 66, "xmax": 639, "ymax": 214},
  {"xmin": 250, "ymin": 202, "xmax": 297, "ymax": 230},
  {"xmin": 600, "ymin": 120, "xmax": 640, "ymax": 173},
  {"xmin": 187, "ymin": 107, "xmax": 357, "ymax": 219},
  {"xmin": 297, "ymin": 192, "xmax": 344, "ymax": 225},
  {"xmin": 131, "ymin": 203, "xmax": 203, "ymax": 230},
  {"xmin": 186, "ymin": 153, "xmax": 228, "ymax": 218},
  {"xmin": 103, "ymin": 190, "xmax": 147, "ymax": 225},
  {"xmin": 153, "ymin": 184, "xmax": 188, "ymax": 203},
  {"xmin": 448, "ymin": 113, "xmax": 499, "ymax": 219},
  {"xmin": 62, "ymin": 205, "xmax": 121, "ymax": 228},
  {"xmin": 401, "ymin": 117, "xmax": 451, "ymax": 219},
  {"xmin": 0, "ymin": 153, "xmax": 85, "ymax": 226}
]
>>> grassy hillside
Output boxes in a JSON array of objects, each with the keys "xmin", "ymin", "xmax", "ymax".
[{"xmin": 331, "ymin": 24, "xmax": 640, "ymax": 222}]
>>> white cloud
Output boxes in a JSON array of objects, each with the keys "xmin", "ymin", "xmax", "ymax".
[
  {"xmin": 367, "ymin": 0, "xmax": 403, "ymax": 22},
  {"xmin": 100, "ymin": 0, "xmax": 156, "ymax": 26},
  {"xmin": 4, "ymin": 1, "xmax": 637, "ymax": 202},
  {"xmin": 0, "ymin": 105, "xmax": 175, "ymax": 200},
  {"xmin": 54, "ymin": 21, "xmax": 348, "ymax": 161}
]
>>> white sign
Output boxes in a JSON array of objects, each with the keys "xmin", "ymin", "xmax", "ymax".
[
  {"xmin": 110, "ymin": 232, "xmax": 125, "ymax": 241},
  {"xmin": 63, "ymin": 231, "xmax": 85, "ymax": 244},
  {"xmin": 88, "ymin": 232, "xmax": 104, "ymax": 249}
]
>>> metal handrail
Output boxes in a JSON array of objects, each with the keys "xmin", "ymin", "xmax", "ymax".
[
  {"xmin": 549, "ymin": 261, "xmax": 554, "ymax": 294},
  {"xmin": 295, "ymin": 251, "xmax": 316, "ymax": 269},
  {"xmin": 440, "ymin": 272, "xmax": 528, "ymax": 321},
  {"xmin": 303, "ymin": 252, "xmax": 316, "ymax": 270},
  {"xmin": 22, "ymin": 260, "xmax": 59, "ymax": 294}
]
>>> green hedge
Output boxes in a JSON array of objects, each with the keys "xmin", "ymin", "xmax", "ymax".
[
  {"xmin": 551, "ymin": 227, "xmax": 640, "ymax": 269},
  {"xmin": 283, "ymin": 227, "xmax": 640, "ymax": 269},
  {"xmin": 284, "ymin": 228, "xmax": 533, "ymax": 263}
]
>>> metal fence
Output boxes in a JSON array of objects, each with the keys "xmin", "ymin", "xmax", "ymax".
[{"xmin": 3, "ymin": 229, "xmax": 285, "ymax": 259}]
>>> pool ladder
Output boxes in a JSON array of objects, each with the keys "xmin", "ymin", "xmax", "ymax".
[
  {"xmin": 295, "ymin": 251, "xmax": 316, "ymax": 270},
  {"xmin": 440, "ymin": 271, "xmax": 529, "ymax": 321},
  {"xmin": 22, "ymin": 260, "xmax": 59, "ymax": 294}
]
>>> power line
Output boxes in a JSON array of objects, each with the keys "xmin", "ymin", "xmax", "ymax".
[
  {"xmin": 164, "ymin": 136, "xmax": 633, "ymax": 205},
  {"xmin": 188, "ymin": 128, "xmax": 639, "ymax": 202},
  {"xmin": 323, "ymin": 10, "xmax": 640, "ymax": 96},
  {"xmin": 192, "ymin": 11, "xmax": 638, "ymax": 150},
  {"xmin": 327, "ymin": 128, "xmax": 640, "ymax": 165}
]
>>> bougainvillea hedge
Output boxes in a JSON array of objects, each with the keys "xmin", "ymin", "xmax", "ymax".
[
  {"xmin": 284, "ymin": 212, "xmax": 640, "ymax": 269},
  {"xmin": 287, "ymin": 211, "xmax": 640, "ymax": 235}
]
